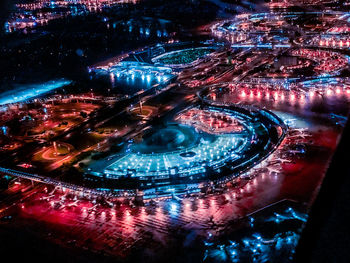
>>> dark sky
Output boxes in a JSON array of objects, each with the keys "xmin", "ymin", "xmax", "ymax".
[{"xmin": 0, "ymin": 0, "xmax": 12, "ymax": 28}]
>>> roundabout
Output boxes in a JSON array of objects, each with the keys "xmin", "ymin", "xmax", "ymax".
[
  {"xmin": 129, "ymin": 105, "xmax": 158, "ymax": 119},
  {"xmin": 39, "ymin": 142, "xmax": 73, "ymax": 161}
]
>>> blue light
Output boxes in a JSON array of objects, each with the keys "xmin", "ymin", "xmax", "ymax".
[
  {"xmin": 170, "ymin": 203, "xmax": 177, "ymax": 211},
  {"xmin": 0, "ymin": 79, "xmax": 71, "ymax": 106},
  {"xmin": 243, "ymin": 239, "xmax": 249, "ymax": 246},
  {"xmin": 229, "ymin": 240, "xmax": 236, "ymax": 246},
  {"xmin": 1, "ymin": 126, "xmax": 7, "ymax": 135},
  {"xmin": 253, "ymin": 233, "xmax": 262, "ymax": 240}
]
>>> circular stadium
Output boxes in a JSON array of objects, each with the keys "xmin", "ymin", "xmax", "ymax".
[{"xmin": 86, "ymin": 104, "xmax": 286, "ymax": 196}]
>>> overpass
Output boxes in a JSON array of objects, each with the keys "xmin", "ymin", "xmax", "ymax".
[{"xmin": 0, "ymin": 167, "xmax": 134, "ymax": 198}]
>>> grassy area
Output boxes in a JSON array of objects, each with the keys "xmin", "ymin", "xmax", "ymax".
[{"xmin": 155, "ymin": 47, "xmax": 215, "ymax": 65}]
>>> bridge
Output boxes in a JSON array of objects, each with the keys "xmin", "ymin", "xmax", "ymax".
[{"xmin": 0, "ymin": 167, "xmax": 134, "ymax": 198}]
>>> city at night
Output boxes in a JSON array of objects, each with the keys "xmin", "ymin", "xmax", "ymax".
[{"xmin": 1, "ymin": 0, "xmax": 350, "ymax": 262}]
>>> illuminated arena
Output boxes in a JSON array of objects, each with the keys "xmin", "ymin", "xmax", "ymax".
[
  {"xmin": 86, "ymin": 104, "xmax": 286, "ymax": 196},
  {"xmin": 93, "ymin": 61, "xmax": 174, "ymax": 89},
  {"xmin": 89, "ymin": 42, "xmax": 218, "ymax": 94}
]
